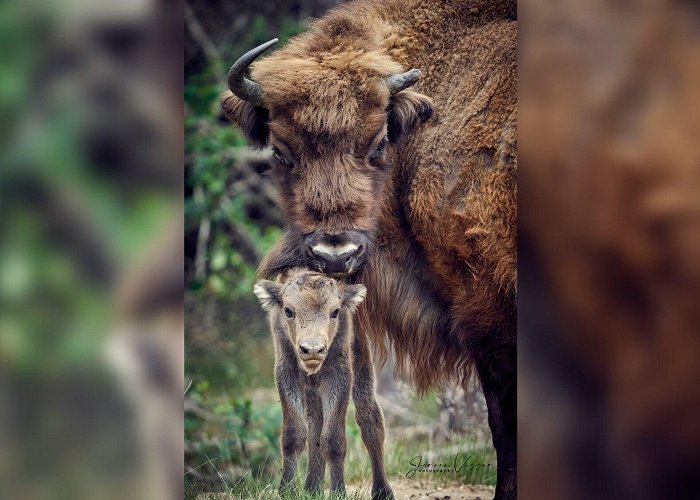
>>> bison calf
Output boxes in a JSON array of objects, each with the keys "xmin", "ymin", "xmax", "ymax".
[{"xmin": 254, "ymin": 269, "xmax": 393, "ymax": 499}]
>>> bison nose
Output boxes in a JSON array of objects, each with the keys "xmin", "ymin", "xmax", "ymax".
[
  {"xmin": 299, "ymin": 340, "xmax": 327, "ymax": 356},
  {"xmin": 305, "ymin": 232, "xmax": 368, "ymax": 274},
  {"xmin": 308, "ymin": 246, "xmax": 363, "ymax": 273}
]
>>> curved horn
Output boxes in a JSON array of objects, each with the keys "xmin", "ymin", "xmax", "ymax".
[
  {"xmin": 385, "ymin": 68, "xmax": 422, "ymax": 95},
  {"xmin": 227, "ymin": 38, "xmax": 279, "ymax": 106}
]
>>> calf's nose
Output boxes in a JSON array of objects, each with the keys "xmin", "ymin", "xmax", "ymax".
[{"xmin": 299, "ymin": 339, "xmax": 327, "ymax": 356}]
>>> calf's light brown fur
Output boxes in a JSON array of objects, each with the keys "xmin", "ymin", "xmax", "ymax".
[{"xmin": 254, "ymin": 269, "xmax": 392, "ymax": 498}]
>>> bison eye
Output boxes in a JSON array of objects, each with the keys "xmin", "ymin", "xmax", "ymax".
[
  {"xmin": 330, "ymin": 308, "xmax": 339, "ymax": 319},
  {"xmin": 370, "ymin": 137, "xmax": 387, "ymax": 160},
  {"xmin": 272, "ymin": 146, "xmax": 291, "ymax": 166},
  {"xmin": 284, "ymin": 307, "xmax": 294, "ymax": 318}
]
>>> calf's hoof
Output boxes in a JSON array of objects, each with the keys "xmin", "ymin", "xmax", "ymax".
[
  {"xmin": 371, "ymin": 484, "xmax": 394, "ymax": 500},
  {"xmin": 277, "ymin": 482, "xmax": 299, "ymax": 498},
  {"xmin": 303, "ymin": 484, "xmax": 324, "ymax": 497},
  {"xmin": 328, "ymin": 486, "xmax": 347, "ymax": 498}
]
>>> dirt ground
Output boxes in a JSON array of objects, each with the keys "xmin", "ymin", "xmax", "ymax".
[
  {"xmin": 197, "ymin": 480, "xmax": 495, "ymax": 500},
  {"xmin": 351, "ymin": 479, "xmax": 495, "ymax": 500}
]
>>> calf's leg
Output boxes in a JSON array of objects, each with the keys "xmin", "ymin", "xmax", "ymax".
[
  {"xmin": 277, "ymin": 369, "xmax": 306, "ymax": 494},
  {"xmin": 320, "ymin": 376, "xmax": 350, "ymax": 496},
  {"xmin": 304, "ymin": 382, "xmax": 325, "ymax": 493},
  {"xmin": 351, "ymin": 330, "xmax": 393, "ymax": 500}
]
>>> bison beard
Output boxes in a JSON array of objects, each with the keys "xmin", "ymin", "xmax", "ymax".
[{"xmin": 224, "ymin": 1, "xmax": 517, "ymax": 498}]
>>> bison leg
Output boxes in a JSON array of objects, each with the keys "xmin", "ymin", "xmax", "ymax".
[
  {"xmin": 475, "ymin": 341, "xmax": 516, "ymax": 500},
  {"xmin": 320, "ymin": 375, "xmax": 351, "ymax": 496},
  {"xmin": 277, "ymin": 372, "xmax": 307, "ymax": 495},
  {"xmin": 351, "ymin": 330, "xmax": 394, "ymax": 500},
  {"xmin": 304, "ymin": 382, "xmax": 326, "ymax": 493}
]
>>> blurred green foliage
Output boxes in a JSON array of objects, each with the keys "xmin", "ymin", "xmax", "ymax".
[
  {"xmin": 184, "ymin": 14, "xmax": 306, "ymax": 299},
  {"xmin": 186, "ymin": 380, "xmax": 281, "ymax": 470},
  {"xmin": 0, "ymin": 1, "xmax": 177, "ymax": 372},
  {"xmin": 1, "ymin": 3, "xmax": 183, "ymax": 498}
]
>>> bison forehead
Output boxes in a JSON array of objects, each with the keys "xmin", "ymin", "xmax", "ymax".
[
  {"xmin": 254, "ymin": 67, "xmax": 385, "ymax": 137},
  {"xmin": 251, "ymin": 42, "xmax": 403, "ymax": 137}
]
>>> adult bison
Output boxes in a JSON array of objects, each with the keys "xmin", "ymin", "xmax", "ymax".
[{"xmin": 222, "ymin": 0, "xmax": 517, "ymax": 498}]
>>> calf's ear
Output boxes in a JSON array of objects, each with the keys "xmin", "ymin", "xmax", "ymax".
[
  {"xmin": 343, "ymin": 284, "xmax": 367, "ymax": 312},
  {"xmin": 387, "ymin": 90, "xmax": 434, "ymax": 143},
  {"xmin": 221, "ymin": 91, "xmax": 269, "ymax": 147},
  {"xmin": 253, "ymin": 280, "xmax": 281, "ymax": 310}
]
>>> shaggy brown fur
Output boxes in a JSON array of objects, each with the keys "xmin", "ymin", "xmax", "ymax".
[
  {"xmin": 254, "ymin": 269, "xmax": 392, "ymax": 498},
  {"xmin": 519, "ymin": 1, "xmax": 700, "ymax": 498},
  {"xmin": 224, "ymin": 1, "xmax": 517, "ymax": 497}
]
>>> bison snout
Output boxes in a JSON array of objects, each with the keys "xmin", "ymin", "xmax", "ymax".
[{"xmin": 305, "ymin": 231, "xmax": 368, "ymax": 274}]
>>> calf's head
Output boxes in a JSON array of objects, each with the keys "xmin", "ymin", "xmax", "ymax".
[
  {"xmin": 222, "ymin": 23, "xmax": 433, "ymax": 276},
  {"xmin": 254, "ymin": 270, "xmax": 366, "ymax": 374}
]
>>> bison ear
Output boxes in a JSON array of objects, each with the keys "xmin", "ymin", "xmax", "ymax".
[
  {"xmin": 343, "ymin": 284, "xmax": 367, "ymax": 312},
  {"xmin": 221, "ymin": 91, "xmax": 269, "ymax": 147},
  {"xmin": 253, "ymin": 280, "xmax": 281, "ymax": 310},
  {"xmin": 387, "ymin": 90, "xmax": 434, "ymax": 143}
]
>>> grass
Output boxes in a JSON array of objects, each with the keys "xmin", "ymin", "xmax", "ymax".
[
  {"xmin": 187, "ymin": 444, "xmax": 495, "ymax": 500},
  {"xmin": 186, "ymin": 395, "xmax": 495, "ymax": 499}
]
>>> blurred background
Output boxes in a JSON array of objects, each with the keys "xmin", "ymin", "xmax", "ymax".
[
  {"xmin": 0, "ymin": 0, "xmax": 183, "ymax": 499},
  {"xmin": 519, "ymin": 0, "xmax": 700, "ymax": 499},
  {"xmin": 184, "ymin": 1, "xmax": 493, "ymax": 498}
]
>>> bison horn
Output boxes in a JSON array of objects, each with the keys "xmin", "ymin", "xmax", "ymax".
[
  {"xmin": 227, "ymin": 38, "xmax": 279, "ymax": 106},
  {"xmin": 385, "ymin": 68, "xmax": 422, "ymax": 95}
]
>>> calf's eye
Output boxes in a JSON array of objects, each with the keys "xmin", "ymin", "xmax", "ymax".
[
  {"xmin": 330, "ymin": 308, "xmax": 339, "ymax": 319},
  {"xmin": 284, "ymin": 307, "xmax": 294, "ymax": 318}
]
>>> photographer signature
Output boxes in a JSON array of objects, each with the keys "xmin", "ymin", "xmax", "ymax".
[{"xmin": 405, "ymin": 453, "xmax": 493, "ymax": 479}]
